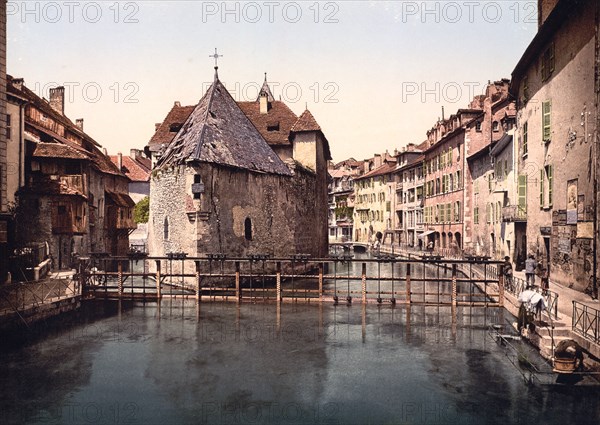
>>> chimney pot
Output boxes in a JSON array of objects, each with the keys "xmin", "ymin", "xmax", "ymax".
[
  {"xmin": 155, "ymin": 123, "xmax": 161, "ymax": 132},
  {"xmin": 174, "ymin": 101, "xmax": 181, "ymax": 107},
  {"xmin": 75, "ymin": 118, "xmax": 84, "ymax": 130},
  {"xmin": 49, "ymin": 86, "xmax": 65, "ymax": 115},
  {"xmin": 117, "ymin": 152, "xmax": 123, "ymax": 171}
]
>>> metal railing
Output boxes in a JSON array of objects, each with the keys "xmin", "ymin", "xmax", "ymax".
[
  {"xmin": 572, "ymin": 301, "xmax": 600, "ymax": 344},
  {"xmin": 496, "ymin": 274, "xmax": 559, "ymax": 320},
  {"xmin": 0, "ymin": 278, "xmax": 81, "ymax": 316}
]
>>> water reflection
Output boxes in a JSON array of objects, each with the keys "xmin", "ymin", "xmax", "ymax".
[{"xmin": 0, "ymin": 300, "xmax": 598, "ymax": 424}]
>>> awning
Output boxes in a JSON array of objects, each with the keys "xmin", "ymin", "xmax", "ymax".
[{"xmin": 418, "ymin": 230, "xmax": 435, "ymax": 239}]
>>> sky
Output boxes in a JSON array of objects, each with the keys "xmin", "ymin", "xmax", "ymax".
[{"xmin": 7, "ymin": 1, "xmax": 538, "ymax": 162}]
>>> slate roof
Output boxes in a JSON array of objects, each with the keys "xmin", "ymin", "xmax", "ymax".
[
  {"xmin": 109, "ymin": 155, "xmax": 151, "ymax": 182},
  {"xmin": 257, "ymin": 74, "xmax": 275, "ymax": 102},
  {"xmin": 156, "ymin": 78, "xmax": 292, "ymax": 176}
]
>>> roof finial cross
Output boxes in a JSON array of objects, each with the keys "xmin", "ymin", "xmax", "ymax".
[{"xmin": 209, "ymin": 48, "xmax": 222, "ymax": 68}]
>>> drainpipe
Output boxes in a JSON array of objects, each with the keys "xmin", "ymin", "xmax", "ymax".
[{"xmin": 594, "ymin": 0, "xmax": 600, "ymax": 298}]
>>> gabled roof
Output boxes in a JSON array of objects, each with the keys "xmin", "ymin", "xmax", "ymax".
[
  {"xmin": 291, "ymin": 109, "xmax": 321, "ymax": 132},
  {"xmin": 148, "ymin": 104, "xmax": 195, "ymax": 148},
  {"xmin": 109, "ymin": 155, "xmax": 151, "ymax": 182},
  {"xmin": 105, "ymin": 190, "xmax": 136, "ymax": 207},
  {"xmin": 237, "ymin": 100, "xmax": 297, "ymax": 146},
  {"xmin": 156, "ymin": 78, "xmax": 292, "ymax": 176}
]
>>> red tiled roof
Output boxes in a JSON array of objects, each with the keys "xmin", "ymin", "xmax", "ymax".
[
  {"xmin": 32, "ymin": 142, "xmax": 89, "ymax": 160},
  {"xmin": 291, "ymin": 109, "xmax": 321, "ymax": 132},
  {"xmin": 238, "ymin": 100, "xmax": 298, "ymax": 146},
  {"xmin": 109, "ymin": 155, "xmax": 151, "ymax": 182},
  {"xmin": 356, "ymin": 162, "xmax": 397, "ymax": 180},
  {"xmin": 148, "ymin": 104, "xmax": 195, "ymax": 147}
]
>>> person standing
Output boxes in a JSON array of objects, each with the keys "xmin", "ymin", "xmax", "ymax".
[
  {"xmin": 525, "ymin": 254, "xmax": 537, "ymax": 288},
  {"xmin": 502, "ymin": 256, "xmax": 513, "ymax": 292},
  {"xmin": 540, "ymin": 265, "xmax": 549, "ymax": 295}
]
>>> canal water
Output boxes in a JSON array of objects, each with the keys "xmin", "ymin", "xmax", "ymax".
[{"xmin": 1, "ymin": 299, "xmax": 600, "ymax": 425}]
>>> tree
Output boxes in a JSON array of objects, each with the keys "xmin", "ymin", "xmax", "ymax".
[{"xmin": 134, "ymin": 196, "xmax": 149, "ymax": 223}]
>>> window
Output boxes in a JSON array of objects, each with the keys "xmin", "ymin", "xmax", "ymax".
[
  {"xmin": 456, "ymin": 171, "xmax": 461, "ymax": 189},
  {"xmin": 496, "ymin": 202, "xmax": 501, "ymax": 222},
  {"xmin": 440, "ymin": 204, "xmax": 445, "ymax": 222},
  {"xmin": 447, "ymin": 204, "xmax": 452, "ymax": 223},
  {"xmin": 522, "ymin": 122, "xmax": 528, "ymax": 155},
  {"xmin": 6, "ymin": 114, "xmax": 11, "ymax": 139},
  {"xmin": 539, "ymin": 169, "xmax": 544, "ymax": 208},
  {"xmin": 455, "ymin": 202, "xmax": 461, "ymax": 222},
  {"xmin": 492, "ymin": 121, "xmax": 499, "ymax": 132},
  {"xmin": 163, "ymin": 217, "xmax": 169, "ymax": 240},
  {"xmin": 267, "ymin": 122, "xmax": 280, "ymax": 132},
  {"xmin": 541, "ymin": 42, "xmax": 555, "ymax": 82},
  {"xmin": 474, "ymin": 180, "xmax": 479, "ymax": 195},
  {"xmin": 474, "ymin": 207, "xmax": 479, "ymax": 224},
  {"xmin": 486, "ymin": 204, "xmax": 491, "ymax": 223},
  {"xmin": 475, "ymin": 121, "xmax": 482, "ymax": 132},
  {"xmin": 244, "ymin": 217, "xmax": 253, "ymax": 240},
  {"xmin": 542, "ymin": 101, "xmax": 552, "ymax": 141}
]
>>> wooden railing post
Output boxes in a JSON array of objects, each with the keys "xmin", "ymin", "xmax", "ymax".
[
  {"xmin": 155, "ymin": 260, "xmax": 161, "ymax": 299},
  {"xmin": 117, "ymin": 261, "xmax": 123, "ymax": 298},
  {"xmin": 195, "ymin": 260, "xmax": 201, "ymax": 303},
  {"xmin": 451, "ymin": 264, "xmax": 457, "ymax": 307},
  {"xmin": 318, "ymin": 262, "xmax": 324, "ymax": 302},
  {"xmin": 361, "ymin": 263, "xmax": 367, "ymax": 304},
  {"xmin": 235, "ymin": 261, "xmax": 241, "ymax": 302},
  {"xmin": 276, "ymin": 261, "xmax": 282, "ymax": 302},
  {"xmin": 406, "ymin": 263, "xmax": 411, "ymax": 304}
]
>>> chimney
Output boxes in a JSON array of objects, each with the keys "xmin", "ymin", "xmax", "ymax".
[
  {"xmin": 259, "ymin": 93, "xmax": 268, "ymax": 114},
  {"xmin": 117, "ymin": 152, "xmax": 123, "ymax": 171},
  {"xmin": 12, "ymin": 78, "xmax": 24, "ymax": 90},
  {"xmin": 155, "ymin": 123, "xmax": 161, "ymax": 132},
  {"xmin": 103, "ymin": 148, "xmax": 108, "ymax": 155},
  {"xmin": 75, "ymin": 118, "xmax": 84, "ymax": 130},
  {"xmin": 130, "ymin": 149, "xmax": 141, "ymax": 160},
  {"xmin": 49, "ymin": 86, "xmax": 65, "ymax": 115},
  {"xmin": 174, "ymin": 101, "xmax": 181, "ymax": 107},
  {"xmin": 441, "ymin": 106, "xmax": 445, "ymax": 121}
]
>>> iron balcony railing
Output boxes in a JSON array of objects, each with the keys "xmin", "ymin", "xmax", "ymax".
[
  {"xmin": 502, "ymin": 205, "xmax": 527, "ymax": 222},
  {"xmin": 572, "ymin": 301, "xmax": 600, "ymax": 344}
]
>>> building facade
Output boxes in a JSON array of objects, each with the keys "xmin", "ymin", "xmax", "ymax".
[
  {"xmin": 511, "ymin": 0, "xmax": 599, "ymax": 292},
  {"xmin": 147, "ymin": 69, "xmax": 331, "ymax": 265}
]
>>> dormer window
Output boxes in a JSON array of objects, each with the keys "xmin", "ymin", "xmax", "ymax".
[{"xmin": 267, "ymin": 122, "xmax": 280, "ymax": 132}]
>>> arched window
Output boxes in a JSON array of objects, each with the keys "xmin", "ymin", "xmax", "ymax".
[
  {"xmin": 163, "ymin": 217, "xmax": 169, "ymax": 240},
  {"xmin": 244, "ymin": 217, "xmax": 252, "ymax": 241}
]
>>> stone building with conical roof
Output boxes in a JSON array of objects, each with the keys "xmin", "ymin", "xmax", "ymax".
[{"xmin": 147, "ymin": 68, "xmax": 331, "ymax": 261}]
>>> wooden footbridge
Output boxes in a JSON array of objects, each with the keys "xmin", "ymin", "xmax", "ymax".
[{"xmin": 78, "ymin": 253, "xmax": 508, "ymax": 307}]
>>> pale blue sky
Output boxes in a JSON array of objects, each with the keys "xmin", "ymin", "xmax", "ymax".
[{"xmin": 8, "ymin": 1, "xmax": 538, "ymax": 161}]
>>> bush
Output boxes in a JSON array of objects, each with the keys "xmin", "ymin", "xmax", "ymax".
[{"xmin": 134, "ymin": 196, "xmax": 149, "ymax": 223}]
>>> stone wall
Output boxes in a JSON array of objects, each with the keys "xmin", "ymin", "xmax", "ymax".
[{"xmin": 148, "ymin": 161, "xmax": 327, "ymax": 274}]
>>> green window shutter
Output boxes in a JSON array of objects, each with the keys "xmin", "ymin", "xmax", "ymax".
[
  {"xmin": 449, "ymin": 147, "xmax": 453, "ymax": 163},
  {"xmin": 542, "ymin": 101, "xmax": 551, "ymax": 141},
  {"xmin": 447, "ymin": 204, "xmax": 452, "ymax": 222},
  {"xmin": 540, "ymin": 169, "xmax": 544, "ymax": 207},
  {"xmin": 548, "ymin": 165, "xmax": 553, "ymax": 207},
  {"xmin": 518, "ymin": 175, "xmax": 527, "ymax": 217},
  {"xmin": 474, "ymin": 207, "xmax": 479, "ymax": 224}
]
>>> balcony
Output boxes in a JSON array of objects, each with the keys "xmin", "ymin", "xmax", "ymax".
[{"xmin": 502, "ymin": 205, "xmax": 527, "ymax": 222}]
